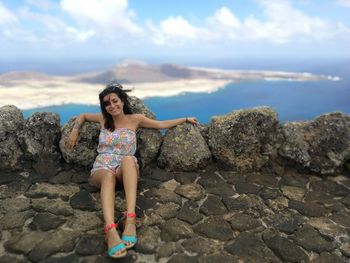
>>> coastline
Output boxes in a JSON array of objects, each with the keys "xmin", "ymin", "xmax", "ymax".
[{"xmin": 0, "ymin": 67, "xmax": 337, "ymax": 110}]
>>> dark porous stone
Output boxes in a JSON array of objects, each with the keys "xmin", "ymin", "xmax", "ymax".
[
  {"xmin": 158, "ymin": 123, "xmax": 211, "ymax": 171},
  {"xmin": 41, "ymin": 253, "xmax": 79, "ymax": 263},
  {"xmin": 229, "ymin": 213, "xmax": 262, "ymax": 231},
  {"xmin": 146, "ymin": 167, "xmax": 174, "ymax": 182},
  {"xmin": 263, "ymin": 231, "xmax": 309, "ymax": 263},
  {"xmin": 134, "ymin": 226, "xmax": 161, "ymax": 254},
  {"xmin": 194, "ymin": 217, "xmax": 233, "ymax": 241},
  {"xmin": 30, "ymin": 212, "xmax": 66, "ymax": 231},
  {"xmin": 340, "ymin": 241, "xmax": 350, "ymax": 258},
  {"xmin": 199, "ymin": 195, "xmax": 227, "ymax": 216},
  {"xmin": 330, "ymin": 210, "xmax": 350, "ymax": 228},
  {"xmin": 234, "ymin": 181, "xmax": 262, "ymax": 194},
  {"xmin": 71, "ymin": 170, "xmax": 90, "ymax": 183},
  {"xmin": 199, "ymin": 252, "xmax": 235, "ymax": 263},
  {"xmin": 138, "ymin": 178, "xmax": 160, "ymax": 190},
  {"xmin": 69, "ymin": 190, "xmax": 97, "ymax": 211},
  {"xmin": 270, "ymin": 212, "xmax": 304, "ymax": 234},
  {"xmin": 4, "ymin": 179, "xmax": 31, "ymax": 198},
  {"xmin": 260, "ymin": 187, "xmax": 281, "ymax": 200},
  {"xmin": 177, "ymin": 201, "xmax": 203, "ymax": 225},
  {"xmin": 25, "ymin": 183, "xmax": 80, "ymax": 200},
  {"xmin": 49, "ymin": 171, "xmax": 73, "ymax": 184},
  {"xmin": 31, "ymin": 198, "xmax": 74, "ymax": 216},
  {"xmin": 161, "ymin": 218, "xmax": 193, "ymax": 242},
  {"xmin": 75, "ymin": 234, "xmax": 105, "ymax": 256},
  {"xmin": 0, "ymin": 255, "xmax": 29, "ymax": 263},
  {"xmin": 4, "ymin": 231, "xmax": 47, "ymax": 255},
  {"xmin": 224, "ymin": 232, "xmax": 280, "ymax": 262},
  {"xmin": 289, "ymin": 200, "xmax": 327, "ymax": 217},
  {"xmin": 310, "ymin": 252, "xmax": 345, "ymax": 263},
  {"xmin": 222, "ymin": 196, "xmax": 250, "ymax": 211},
  {"xmin": 28, "ymin": 230, "xmax": 80, "ymax": 262},
  {"xmin": 64, "ymin": 210, "xmax": 102, "ymax": 232},
  {"xmin": 0, "ymin": 197, "xmax": 31, "ymax": 212},
  {"xmin": 310, "ymin": 180, "xmax": 350, "ymax": 198},
  {"xmin": 340, "ymin": 195, "xmax": 350, "ymax": 208},
  {"xmin": 323, "ymin": 199, "xmax": 346, "ymax": 213},
  {"xmin": 209, "ymin": 107, "xmax": 278, "ymax": 172},
  {"xmin": 198, "ymin": 171, "xmax": 235, "ymax": 196},
  {"xmin": 81, "ymin": 183, "xmax": 100, "ymax": 193},
  {"xmin": 136, "ymin": 196, "xmax": 157, "ymax": 210},
  {"xmin": 246, "ymin": 172, "xmax": 279, "ymax": 188},
  {"xmin": 174, "ymin": 172, "xmax": 199, "ymax": 184},
  {"xmin": 0, "ymin": 171, "xmax": 22, "ymax": 185},
  {"xmin": 292, "ymin": 224, "xmax": 335, "ymax": 253},
  {"xmin": 219, "ymin": 171, "xmax": 247, "ymax": 184},
  {"xmin": 152, "ymin": 188, "xmax": 182, "ymax": 205},
  {"xmin": 0, "ymin": 210, "xmax": 33, "ymax": 230},
  {"xmin": 154, "ymin": 202, "xmax": 180, "ymax": 220},
  {"xmin": 168, "ymin": 253, "xmax": 198, "ymax": 263},
  {"xmin": 280, "ymin": 169, "xmax": 309, "ymax": 188},
  {"xmin": 182, "ymin": 236, "xmax": 220, "ymax": 255},
  {"xmin": 175, "ymin": 183, "xmax": 205, "ymax": 201},
  {"xmin": 59, "ymin": 120, "xmax": 99, "ymax": 166},
  {"xmin": 156, "ymin": 242, "xmax": 176, "ymax": 260}
]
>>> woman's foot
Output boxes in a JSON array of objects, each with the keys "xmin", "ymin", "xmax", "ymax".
[
  {"xmin": 105, "ymin": 227, "xmax": 127, "ymax": 258},
  {"xmin": 122, "ymin": 213, "xmax": 138, "ymax": 249}
]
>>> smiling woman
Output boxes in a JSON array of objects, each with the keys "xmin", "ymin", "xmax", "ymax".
[{"xmin": 64, "ymin": 81, "xmax": 198, "ymax": 258}]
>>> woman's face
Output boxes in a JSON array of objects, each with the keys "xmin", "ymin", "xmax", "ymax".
[{"xmin": 103, "ymin": 93, "xmax": 124, "ymax": 116}]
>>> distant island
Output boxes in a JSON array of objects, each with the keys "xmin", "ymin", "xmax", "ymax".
[{"xmin": 0, "ymin": 62, "xmax": 339, "ymax": 110}]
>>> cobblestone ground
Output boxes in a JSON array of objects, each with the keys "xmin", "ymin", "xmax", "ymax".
[{"xmin": 1, "ymin": 165, "xmax": 350, "ymax": 263}]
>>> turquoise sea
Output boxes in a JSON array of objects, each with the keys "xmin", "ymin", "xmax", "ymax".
[{"xmin": 19, "ymin": 59, "xmax": 350, "ymax": 124}]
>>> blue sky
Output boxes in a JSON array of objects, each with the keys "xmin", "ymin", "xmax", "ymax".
[{"xmin": 1, "ymin": 0, "xmax": 350, "ymax": 62}]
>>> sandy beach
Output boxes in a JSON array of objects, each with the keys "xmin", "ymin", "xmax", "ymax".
[{"xmin": 0, "ymin": 79, "xmax": 232, "ymax": 110}]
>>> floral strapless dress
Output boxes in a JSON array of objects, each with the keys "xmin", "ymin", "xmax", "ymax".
[{"xmin": 91, "ymin": 128, "xmax": 138, "ymax": 175}]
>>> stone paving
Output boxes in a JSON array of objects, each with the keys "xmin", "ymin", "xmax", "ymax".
[{"xmin": 1, "ymin": 165, "xmax": 350, "ymax": 263}]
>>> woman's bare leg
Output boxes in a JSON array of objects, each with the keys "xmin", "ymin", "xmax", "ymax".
[
  {"xmin": 119, "ymin": 156, "xmax": 139, "ymax": 245},
  {"xmin": 90, "ymin": 170, "xmax": 126, "ymax": 256}
]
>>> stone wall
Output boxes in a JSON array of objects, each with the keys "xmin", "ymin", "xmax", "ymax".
[{"xmin": 1, "ymin": 102, "xmax": 350, "ymax": 178}]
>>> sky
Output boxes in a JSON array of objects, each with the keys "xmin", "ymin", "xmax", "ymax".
[{"xmin": 1, "ymin": 0, "xmax": 350, "ymax": 63}]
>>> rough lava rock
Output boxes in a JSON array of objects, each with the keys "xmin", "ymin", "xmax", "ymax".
[
  {"xmin": 18, "ymin": 112, "xmax": 61, "ymax": 178},
  {"xmin": 130, "ymin": 96, "xmax": 163, "ymax": 168},
  {"xmin": 158, "ymin": 123, "xmax": 211, "ymax": 171},
  {"xmin": 0, "ymin": 105, "xmax": 25, "ymax": 171},
  {"xmin": 279, "ymin": 112, "xmax": 350, "ymax": 174},
  {"xmin": 209, "ymin": 107, "xmax": 279, "ymax": 172},
  {"xmin": 59, "ymin": 119, "xmax": 99, "ymax": 166}
]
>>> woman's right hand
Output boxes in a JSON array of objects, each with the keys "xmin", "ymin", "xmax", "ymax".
[{"xmin": 66, "ymin": 129, "xmax": 79, "ymax": 149}]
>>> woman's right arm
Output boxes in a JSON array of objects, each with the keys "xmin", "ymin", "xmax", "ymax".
[{"xmin": 66, "ymin": 113, "xmax": 103, "ymax": 149}]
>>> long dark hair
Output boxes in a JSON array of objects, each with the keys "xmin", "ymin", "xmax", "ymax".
[{"xmin": 99, "ymin": 82, "xmax": 133, "ymax": 131}]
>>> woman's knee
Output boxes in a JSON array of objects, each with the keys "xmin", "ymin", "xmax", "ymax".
[
  {"xmin": 121, "ymin": 156, "xmax": 137, "ymax": 167},
  {"xmin": 98, "ymin": 171, "xmax": 116, "ymax": 186}
]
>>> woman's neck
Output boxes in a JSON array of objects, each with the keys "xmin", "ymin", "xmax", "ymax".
[{"xmin": 113, "ymin": 113, "xmax": 126, "ymax": 124}]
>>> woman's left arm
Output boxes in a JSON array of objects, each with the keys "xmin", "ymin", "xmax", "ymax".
[{"xmin": 136, "ymin": 114, "xmax": 199, "ymax": 129}]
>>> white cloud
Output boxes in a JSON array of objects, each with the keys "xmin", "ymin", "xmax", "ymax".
[
  {"xmin": 337, "ymin": 0, "xmax": 350, "ymax": 7},
  {"xmin": 17, "ymin": 7, "xmax": 95, "ymax": 43},
  {"xmin": 148, "ymin": 0, "xmax": 350, "ymax": 46},
  {"xmin": 0, "ymin": 2, "xmax": 18, "ymax": 25},
  {"xmin": 248, "ymin": 0, "xmax": 340, "ymax": 42},
  {"xmin": 60, "ymin": 0, "xmax": 142, "ymax": 35},
  {"xmin": 148, "ymin": 16, "xmax": 200, "ymax": 45}
]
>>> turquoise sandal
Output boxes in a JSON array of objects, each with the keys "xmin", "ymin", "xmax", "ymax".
[
  {"xmin": 104, "ymin": 223, "xmax": 127, "ymax": 258},
  {"xmin": 122, "ymin": 212, "xmax": 138, "ymax": 249}
]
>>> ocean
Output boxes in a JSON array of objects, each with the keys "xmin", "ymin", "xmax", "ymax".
[{"xmin": 11, "ymin": 58, "xmax": 350, "ymax": 124}]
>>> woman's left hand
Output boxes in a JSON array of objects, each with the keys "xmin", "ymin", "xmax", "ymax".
[{"xmin": 186, "ymin": 117, "xmax": 199, "ymax": 125}]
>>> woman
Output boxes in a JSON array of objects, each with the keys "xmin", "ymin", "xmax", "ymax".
[{"xmin": 66, "ymin": 82, "xmax": 198, "ymax": 258}]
